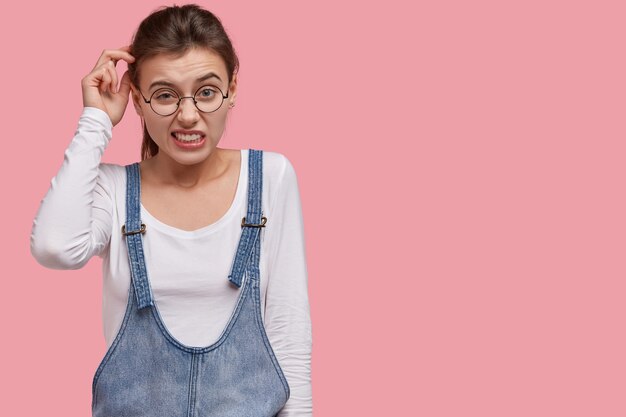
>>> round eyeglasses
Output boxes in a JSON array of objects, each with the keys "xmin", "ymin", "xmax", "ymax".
[{"xmin": 138, "ymin": 85, "xmax": 229, "ymax": 116}]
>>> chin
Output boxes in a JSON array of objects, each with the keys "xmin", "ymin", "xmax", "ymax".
[
  {"xmin": 171, "ymin": 153, "xmax": 212, "ymax": 166},
  {"xmin": 173, "ymin": 145, "xmax": 221, "ymax": 165}
]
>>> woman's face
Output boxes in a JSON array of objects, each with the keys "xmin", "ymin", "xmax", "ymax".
[{"xmin": 131, "ymin": 48, "xmax": 237, "ymax": 166}]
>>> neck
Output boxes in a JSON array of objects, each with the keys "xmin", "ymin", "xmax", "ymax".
[{"xmin": 146, "ymin": 148, "xmax": 227, "ymax": 188}]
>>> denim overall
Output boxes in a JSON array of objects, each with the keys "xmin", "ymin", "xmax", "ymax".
[{"xmin": 92, "ymin": 150, "xmax": 290, "ymax": 417}]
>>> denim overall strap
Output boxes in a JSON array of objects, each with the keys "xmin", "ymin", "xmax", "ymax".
[
  {"xmin": 124, "ymin": 163, "xmax": 154, "ymax": 309},
  {"xmin": 228, "ymin": 149, "xmax": 264, "ymax": 287}
]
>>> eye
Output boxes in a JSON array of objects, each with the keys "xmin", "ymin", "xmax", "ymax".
[
  {"xmin": 152, "ymin": 88, "xmax": 178, "ymax": 103},
  {"xmin": 196, "ymin": 87, "xmax": 218, "ymax": 99}
]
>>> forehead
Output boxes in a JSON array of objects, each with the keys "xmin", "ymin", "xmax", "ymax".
[{"xmin": 139, "ymin": 48, "xmax": 229, "ymax": 88}]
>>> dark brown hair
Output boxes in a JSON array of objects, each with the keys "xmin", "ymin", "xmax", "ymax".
[{"xmin": 128, "ymin": 4, "xmax": 239, "ymax": 160}]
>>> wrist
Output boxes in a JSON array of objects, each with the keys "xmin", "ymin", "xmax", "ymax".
[{"xmin": 81, "ymin": 107, "xmax": 113, "ymax": 130}]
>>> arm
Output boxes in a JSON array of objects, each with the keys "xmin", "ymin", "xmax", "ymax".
[
  {"xmin": 265, "ymin": 156, "xmax": 313, "ymax": 416},
  {"xmin": 30, "ymin": 108, "xmax": 115, "ymax": 269},
  {"xmin": 30, "ymin": 47, "xmax": 135, "ymax": 269}
]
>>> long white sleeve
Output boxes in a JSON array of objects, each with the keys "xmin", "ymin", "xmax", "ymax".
[
  {"xmin": 30, "ymin": 107, "xmax": 114, "ymax": 269},
  {"xmin": 265, "ymin": 159, "xmax": 313, "ymax": 416}
]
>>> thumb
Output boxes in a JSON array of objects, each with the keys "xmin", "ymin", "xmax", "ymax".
[{"xmin": 118, "ymin": 71, "xmax": 132, "ymax": 96}]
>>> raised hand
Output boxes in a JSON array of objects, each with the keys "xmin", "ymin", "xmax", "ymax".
[{"xmin": 81, "ymin": 46, "xmax": 135, "ymax": 126}]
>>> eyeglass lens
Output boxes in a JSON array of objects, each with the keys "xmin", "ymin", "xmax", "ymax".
[{"xmin": 150, "ymin": 86, "xmax": 225, "ymax": 116}]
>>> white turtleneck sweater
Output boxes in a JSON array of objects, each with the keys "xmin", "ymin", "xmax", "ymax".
[{"xmin": 30, "ymin": 107, "xmax": 312, "ymax": 416}]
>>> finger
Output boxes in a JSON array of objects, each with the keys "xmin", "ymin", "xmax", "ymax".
[
  {"xmin": 117, "ymin": 71, "xmax": 132, "ymax": 97},
  {"xmin": 111, "ymin": 48, "xmax": 135, "ymax": 63},
  {"xmin": 107, "ymin": 61, "xmax": 118, "ymax": 93},
  {"xmin": 113, "ymin": 46, "xmax": 135, "ymax": 64},
  {"xmin": 100, "ymin": 68, "xmax": 112, "ymax": 94},
  {"xmin": 89, "ymin": 63, "xmax": 106, "ymax": 87},
  {"xmin": 94, "ymin": 48, "xmax": 135, "ymax": 69}
]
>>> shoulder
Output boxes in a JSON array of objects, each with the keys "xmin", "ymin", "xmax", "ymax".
[
  {"xmin": 96, "ymin": 162, "xmax": 129, "ymax": 190},
  {"xmin": 260, "ymin": 150, "xmax": 298, "ymax": 185},
  {"xmin": 256, "ymin": 150, "xmax": 301, "ymax": 210},
  {"xmin": 98, "ymin": 162, "xmax": 127, "ymax": 179}
]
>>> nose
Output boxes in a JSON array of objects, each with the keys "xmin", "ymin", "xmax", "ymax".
[{"xmin": 176, "ymin": 97, "xmax": 200, "ymax": 125}]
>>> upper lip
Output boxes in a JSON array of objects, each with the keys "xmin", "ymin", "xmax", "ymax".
[{"xmin": 171, "ymin": 129, "xmax": 205, "ymax": 136}]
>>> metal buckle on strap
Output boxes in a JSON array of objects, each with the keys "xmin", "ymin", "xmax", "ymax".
[
  {"xmin": 121, "ymin": 224, "xmax": 147, "ymax": 236},
  {"xmin": 241, "ymin": 216, "xmax": 267, "ymax": 228}
]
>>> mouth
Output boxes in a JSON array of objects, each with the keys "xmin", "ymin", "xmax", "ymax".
[
  {"xmin": 171, "ymin": 131, "xmax": 205, "ymax": 143},
  {"xmin": 170, "ymin": 130, "xmax": 206, "ymax": 148}
]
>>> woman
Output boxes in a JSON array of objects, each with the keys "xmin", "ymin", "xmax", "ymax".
[{"xmin": 30, "ymin": 4, "xmax": 312, "ymax": 416}]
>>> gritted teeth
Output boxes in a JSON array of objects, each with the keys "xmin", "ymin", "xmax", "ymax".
[{"xmin": 172, "ymin": 132, "xmax": 203, "ymax": 142}]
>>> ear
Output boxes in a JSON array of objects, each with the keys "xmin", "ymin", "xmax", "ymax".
[
  {"xmin": 228, "ymin": 73, "xmax": 238, "ymax": 105},
  {"xmin": 130, "ymin": 85, "xmax": 144, "ymax": 117}
]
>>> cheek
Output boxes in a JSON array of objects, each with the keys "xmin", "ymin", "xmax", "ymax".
[
  {"xmin": 144, "ymin": 117, "xmax": 169, "ymax": 142},
  {"xmin": 208, "ymin": 114, "xmax": 229, "ymax": 137},
  {"xmin": 202, "ymin": 109, "xmax": 225, "ymax": 125}
]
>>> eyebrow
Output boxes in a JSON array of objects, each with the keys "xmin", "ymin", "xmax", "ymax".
[{"xmin": 148, "ymin": 72, "xmax": 223, "ymax": 91}]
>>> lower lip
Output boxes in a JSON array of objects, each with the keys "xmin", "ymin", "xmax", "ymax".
[{"xmin": 171, "ymin": 134, "xmax": 206, "ymax": 149}]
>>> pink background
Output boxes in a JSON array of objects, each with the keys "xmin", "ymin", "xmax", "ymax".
[{"xmin": 3, "ymin": 0, "xmax": 626, "ymax": 415}]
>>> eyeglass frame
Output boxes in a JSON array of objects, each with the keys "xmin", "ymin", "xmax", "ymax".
[{"xmin": 137, "ymin": 84, "xmax": 230, "ymax": 116}]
